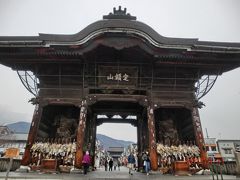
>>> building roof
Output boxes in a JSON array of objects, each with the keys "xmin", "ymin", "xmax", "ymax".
[
  {"xmin": 0, "ymin": 133, "xmax": 28, "ymax": 141},
  {"xmin": 0, "ymin": 6, "xmax": 240, "ymax": 78},
  {"xmin": 217, "ymin": 139, "xmax": 240, "ymax": 143},
  {"xmin": 0, "ymin": 126, "xmax": 13, "ymax": 135},
  {"xmin": 204, "ymin": 138, "xmax": 216, "ymax": 145},
  {"xmin": 107, "ymin": 147, "xmax": 124, "ymax": 152},
  {"xmin": 0, "ymin": 7, "xmax": 240, "ymax": 54}
]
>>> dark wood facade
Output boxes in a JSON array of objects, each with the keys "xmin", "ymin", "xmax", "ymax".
[{"xmin": 1, "ymin": 7, "xmax": 240, "ymax": 170}]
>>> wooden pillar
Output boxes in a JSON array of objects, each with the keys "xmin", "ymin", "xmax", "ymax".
[
  {"xmin": 86, "ymin": 113, "xmax": 97, "ymax": 167},
  {"xmin": 22, "ymin": 104, "xmax": 43, "ymax": 165},
  {"xmin": 147, "ymin": 106, "xmax": 158, "ymax": 170},
  {"xmin": 192, "ymin": 107, "xmax": 208, "ymax": 168},
  {"xmin": 85, "ymin": 111, "xmax": 91, "ymax": 150},
  {"xmin": 75, "ymin": 101, "xmax": 87, "ymax": 168},
  {"xmin": 141, "ymin": 108, "xmax": 148, "ymax": 152},
  {"xmin": 90, "ymin": 115, "xmax": 97, "ymax": 167},
  {"xmin": 137, "ymin": 115, "xmax": 143, "ymax": 169}
]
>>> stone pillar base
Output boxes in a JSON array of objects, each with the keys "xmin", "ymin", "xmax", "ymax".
[{"xmin": 16, "ymin": 165, "xmax": 31, "ymax": 173}]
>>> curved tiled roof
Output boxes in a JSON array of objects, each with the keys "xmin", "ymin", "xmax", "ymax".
[{"xmin": 0, "ymin": 7, "xmax": 240, "ymax": 53}]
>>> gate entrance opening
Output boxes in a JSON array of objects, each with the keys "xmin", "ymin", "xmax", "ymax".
[{"xmin": 96, "ymin": 123, "xmax": 137, "ymax": 169}]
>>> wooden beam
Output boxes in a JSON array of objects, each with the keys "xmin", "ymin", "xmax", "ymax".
[
  {"xmin": 93, "ymin": 108, "xmax": 141, "ymax": 115},
  {"xmin": 96, "ymin": 118, "xmax": 137, "ymax": 127}
]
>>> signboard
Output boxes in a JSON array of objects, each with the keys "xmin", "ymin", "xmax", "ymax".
[
  {"xmin": 4, "ymin": 148, "xmax": 19, "ymax": 158},
  {"xmin": 4, "ymin": 148, "xmax": 20, "ymax": 179},
  {"xmin": 98, "ymin": 66, "xmax": 138, "ymax": 88}
]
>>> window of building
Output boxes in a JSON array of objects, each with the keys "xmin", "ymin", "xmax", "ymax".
[
  {"xmin": 205, "ymin": 146, "xmax": 209, "ymax": 151},
  {"xmin": 211, "ymin": 146, "xmax": 217, "ymax": 151},
  {"xmin": 19, "ymin": 143, "xmax": 26, "ymax": 148},
  {"xmin": 235, "ymin": 144, "xmax": 240, "ymax": 152},
  {"xmin": 224, "ymin": 149, "xmax": 232, "ymax": 154}
]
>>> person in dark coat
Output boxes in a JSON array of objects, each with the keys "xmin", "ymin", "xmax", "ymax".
[
  {"xmin": 127, "ymin": 153, "xmax": 136, "ymax": 175},
  {"xmin": 109, "ymin": 158, "xmax": 113, "ymax": 171},
  {"xmin": 142, "ymin": 151, "xmax": 151, "ymax": 175}
]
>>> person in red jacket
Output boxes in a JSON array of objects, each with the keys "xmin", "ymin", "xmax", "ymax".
[{"xmin": 82, "ymin": 151, "xmax": 91, "ymax": 175}]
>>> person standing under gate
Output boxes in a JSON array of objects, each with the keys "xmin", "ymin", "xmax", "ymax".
[
  {"xmin": 109, "ymin": 158, "xmax": 113, "ymax": 171},
  {"xmin": 142, "ymin": 151, "xmax": 151, "ymax": 175},
  {"xmin": 113, "ymin": 160, "xmax": 117, "ymax": 170},
  {"xmin": 82, "ymin": 151, "xmax": 91, "ymax": 175},
  {"xmin": 127, "ymin": 152, "xmax": 136, "ymax": 175},
  {"xmin": 104, "ymin": 158, "xmax": 108, "ymax": 171},
  {"xmin": 117, "ymin": 158, "xmax": 121, "ymax": 171}
]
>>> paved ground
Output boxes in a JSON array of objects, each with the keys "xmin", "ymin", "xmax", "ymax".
[{"xmin": 0, "ymin": 167, "xmax": 238, "ymax": 180}]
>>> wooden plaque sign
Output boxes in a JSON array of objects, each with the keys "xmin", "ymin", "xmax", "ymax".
[{"xmin": 98, "ymin": 65, "xmax": 138, "ymax": 88}]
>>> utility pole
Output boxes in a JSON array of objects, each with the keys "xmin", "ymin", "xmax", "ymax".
[{"xmin": 205, "ymin": 128, "xmax": 209, "ymax": 138}]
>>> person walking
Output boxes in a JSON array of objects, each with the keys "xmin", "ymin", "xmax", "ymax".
[
  {"xmin": 117, "ymin": 159, "xmax": 121, "ymax": 171},
  {"xmin": 82, "ymin": 151, "xmax": 91, "ymax": 175},
  {"xmin": 94, "ymin": 155, "xmax": 100, "ymax": 169},
  {"xmin": 142, "ymin": 151, "xmax": 151, "ymax": 175},
  {"xmin": 127, "ymin": 152, "xmax": 136, "ymax": 175},
  {"xmin": 113, "ymin": 160, "xmax": 117, "ymax": 170},
  {"xmin": 109, "ymin": 158, "xmax": 113, "ymax": 171},
  {"xmin": 104, "ymin": 158, "xmax": 108, "ymax": 171}
]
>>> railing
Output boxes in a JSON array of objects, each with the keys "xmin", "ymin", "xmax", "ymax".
[
  {"xmin": 222, "ymin": 162, "xmax": 237, "ymax": 175},
  {"xmin": 0, "ymin": 158, "xmax": 21, "ymax": 172},
  {"xmin": 209, "ymin": 161, "xmax": 237, "ymax": 180}
]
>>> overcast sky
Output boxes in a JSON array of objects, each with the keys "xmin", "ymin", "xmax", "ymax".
[{"xmin": 0, "ymin": 0, "xmax": 240, "ymax": 142}]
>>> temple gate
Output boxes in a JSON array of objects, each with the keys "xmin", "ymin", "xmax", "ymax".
[{"xmin": 0, "ymin": 7, "xmax": 240, "ymax": 172}]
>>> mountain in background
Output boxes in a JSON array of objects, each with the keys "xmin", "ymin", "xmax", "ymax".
[
  {"xmin": 7, "ymin": 121, "xmax": 30, "ymax": 133},
  {"xmin": 96, "ymin": 134, "xmax": 134, "ymax": 149},
  {"xmin": 6, "ymin": 121, "xmax": 134, "ymax": 149}
]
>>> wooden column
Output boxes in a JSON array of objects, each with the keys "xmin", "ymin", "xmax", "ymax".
[
  {"xmin": 137, "ymin": 115, "xmax": 143, "ymax": 169},
  {"xmin": 147, "ymin": 106, "xmax": 158, "ymax": 170},
  {"xmin": 192, "ymin": 107, "xmax": 208, "ymax": 168},
  {"xmin": 90, "ymin": 115, "xmax": 97, "ymax": 167},
  {"xmin": 22, "ymin": 104, "xmax": 43, "ymax": 165},
  {"xmin": 142, "ymin": 111, "xmax": 148, "ymax": 152},
  {"xmin": 75, "ymin": 101, "xmax": 87, "ymax": 168},
  {"xmin": 86, "ymin": 112, "xmax": 97, "ymax": 166},
  {"xmin": 85, "ymin": 111, "xmax": 91, "ymax": 150}
]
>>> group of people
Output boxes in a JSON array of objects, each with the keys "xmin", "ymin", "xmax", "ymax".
[
  {"xmin": 127, "ymin": 151, "xmax": 151, "ymax": 175},
  {"xmin": 81, "ymin": 151, "xmax": 152, "ymax": 176},
  {"xmin": 104, "ymin": 158, "xmax": 121, "ymax": 171}
]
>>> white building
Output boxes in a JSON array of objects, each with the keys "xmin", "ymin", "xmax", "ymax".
[
  {"xmin": 205, "ymin": 138, "xmax": 221, "ymax": 161},
  {"xmin": 0, "ymin": 126, "xmax": 28, "ymax": 158},
  {"xmin": 217, "ymin": 140, "xmax": 240, "ymax": 162}
]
